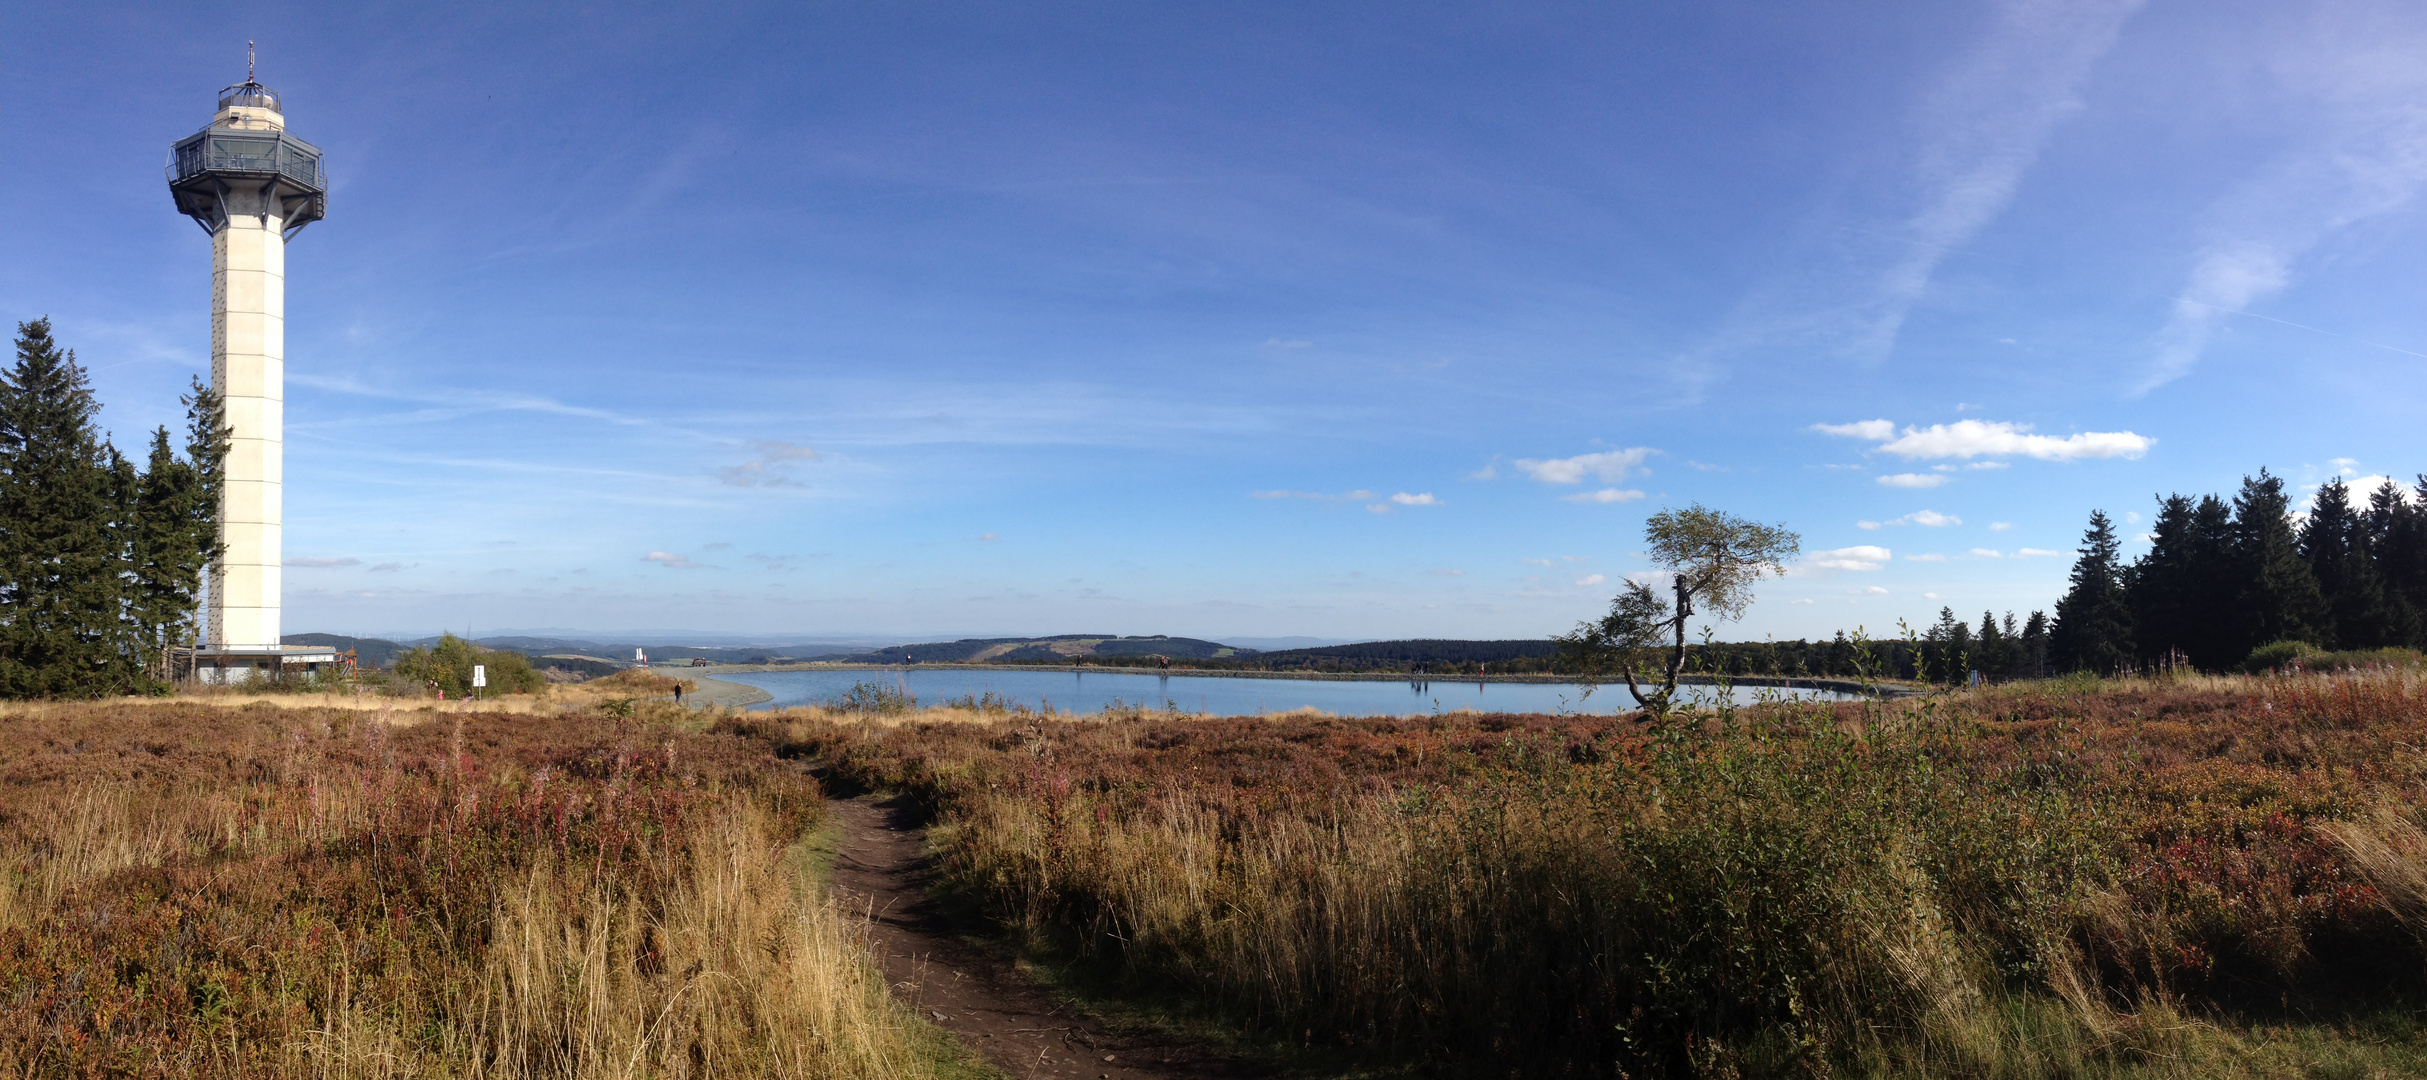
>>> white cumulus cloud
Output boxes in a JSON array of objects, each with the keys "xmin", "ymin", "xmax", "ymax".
[
  {"xmin": 1575, "ymin": 573, "xmax": 1607, "ymax": 587},
  {"xmin": 2016, "ymin": 547, "xmax": 2065, "ymax": 558},
  {"xmin": 1390, "ymin": 492, "xmax": 1439, "ymax": 506},
  {"xmin": 1907, "ymin": 553, "xmax": 1950, "ymax": 562}
]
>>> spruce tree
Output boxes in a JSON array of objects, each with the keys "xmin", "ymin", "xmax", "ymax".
[
  {"xmin": 1922, "ymin": 606, "xmax": 1969, "ymax": 684},
  {"xmin": 126, "ymin": 378, "xmax": 229, "ymax": 673},
  {"xmin": 2303, "ymin": 478, "xmax": 2404, "ymax": 648},
  {"xmin": 2050, "ymin": 510, "xmax": 2135, "ymax": 675},
  {"xmin": 2229, "ymin": 469, "xmax": 2327, "ymax": 658},
  {"xmin": 2131, "ymin": 494, "xmax": 2200, "ymax": 665},
  {"xmin": 2020, "ymin": 611, "xmax": 2050, "ymax": 678},
  {"xmin": 0, "ymin": 319, "xmax": 139, "ymax": 697},
  {"xmin": 2131, "ymin": 493, "xmax": 2239, "ymax": 669},
  {"xmin": 2368, "ymin": 478, "xmax": 2427, "ymax": 648},
  {"xmin": 1976, "ymin": 610, "xmax": 2008, "ymax": 682}
]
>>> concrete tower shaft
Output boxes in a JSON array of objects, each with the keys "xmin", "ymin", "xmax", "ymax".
[
  {"xmin": 168, "ymin": 75, "xmax": 325, "ymax": 652},
  {"xmin": 211, "ymin": 183, "xmax": 286, "ymax": 647}
]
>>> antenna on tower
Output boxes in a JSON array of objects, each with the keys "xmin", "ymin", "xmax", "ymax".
[{"xmin": 247, "ymin": 41, "xmax": 256, "ymax": 83}]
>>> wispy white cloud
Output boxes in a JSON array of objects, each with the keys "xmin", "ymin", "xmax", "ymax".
[
  {"xmin": 1856, "ymin": 0, "xmax": 2146, "ymax": 356},
  {"xmin": 1868, "ymin": 509, "xmax": 1963, "ymax": 527},
  {"xmin": 2016, "ymin": 547, "xmax": 2065, "ymax": 558},
  {"xmin": 1253, "ymin": 489, "xmax": 1379, "ymax": 501},
  {"xmin": 1891, "ymin": 421, "xmax": 2150, "ymax": 460},
  {"xmin": 1389, "ymin": 492, "xmax": 1439, "ymax": 506},
  {"xmin": 1865, "ymin": 586, "xmax": 1891, "ymax": 595},
  {"xmin": 1879, "ymin": 473, "xmax": 1951, "ymax": 489},
  {"xmin": 1989, "ymin": 522, "xmax": 2014, "ymax": 531},
  {"xmin": 1906, "ymin": 553, "xmax": 1949, "ymax": 562},
  {"xmin": 1561, "ymin": 488, "xmax": 1647, "ymax": 504},
  {"xmin": 978, "ymin": 533, "xmax": 1001, "ymax": 541},
  {"xmin": 643, "ymin": 551, "xmax": 700, "ymax": 568},
  {"xmin": 2141, "ymin": 23, "xmax": 2427, "ymax": 391},
  {"xmin": 1821, "ymin": 419, "xmax": 2152, "ymax": 461},
  {"xmin": 718, "ymin": 439, "xmax": 819, "ymax": 487},
  {"xmin": 287, "ymin": 556, "xmax": 361, "ymax": 568},
  {"xmin": 1512, "ymin": 448, "xmax": 1654, "ymax": 484},
  {"xmin": 1812, "ymin": 419, "xmax": 1895, "ymax": 440},
  {"xmin": 1972, "ymin": 548, "xmax": 2004, "ymax": 558},
  {"xmin": 1575, "ymin": 573, "xmax": 1607, "ymax": 587}
]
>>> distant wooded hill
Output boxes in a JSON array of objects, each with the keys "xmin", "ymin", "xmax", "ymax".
[
  {"xmin": 1254, "ymin": 639, "xmax": 1560, "ymax": 665},
  {"xmin": 832, "ymin": 635, "xmax": 1249, "ymax": 663}
]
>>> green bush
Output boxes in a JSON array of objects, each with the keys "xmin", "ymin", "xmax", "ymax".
[
  {"xmin": 2241, "ymin": 639, "xmax": 2323, "ymax": 673},
  {"xmin": 392, "ymin": 633, "xmax": 544, "ymax": 697}
]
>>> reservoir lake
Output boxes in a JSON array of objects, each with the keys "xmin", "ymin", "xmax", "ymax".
[{"xmin": 721, "ymin": 667, "xmax": 1860, "ymax": 717}]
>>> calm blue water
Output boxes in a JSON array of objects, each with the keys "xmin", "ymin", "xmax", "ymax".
[{"xmin": 721, "ymin": 668, "xmax": 1857, "ymax": 717}]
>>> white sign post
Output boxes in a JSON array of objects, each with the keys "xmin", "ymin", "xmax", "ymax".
[{"xmin": 472, "ymin": 664, "xmax": 486, "ymax": 701}]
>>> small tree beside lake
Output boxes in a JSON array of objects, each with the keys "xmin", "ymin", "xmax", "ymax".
[{"xmin": 1560, "ymin": 503, "xmax": 1801, "ymax": 713}]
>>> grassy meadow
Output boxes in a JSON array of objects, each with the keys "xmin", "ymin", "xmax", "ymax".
[
  {"xmin": 725, "ymin": 668, "xmax": 2427, "ymax": 1078},
  {"xmin": 0, "ymin": 697, "xmax": 973, "ymax": 1079},
  {"xmin": 9, "ymin": 667, "xmax": 2427, "ymax": 1077}
]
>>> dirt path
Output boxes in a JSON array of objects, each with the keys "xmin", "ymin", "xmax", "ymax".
[{"xmin": 826, "ymin": 796, "xmax": 1266, "ymax": 1080}]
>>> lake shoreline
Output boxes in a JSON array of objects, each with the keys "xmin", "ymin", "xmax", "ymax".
[{"xmin": 680, "ymin": 662, "xmax": 1916, "ymax": 699}]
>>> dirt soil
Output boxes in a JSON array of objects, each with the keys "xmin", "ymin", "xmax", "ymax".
[{"xmin": 827, "ymin": 796, "xmax": 1267, "ymax": 1080}]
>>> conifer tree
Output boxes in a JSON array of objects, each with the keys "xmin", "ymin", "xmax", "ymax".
[
  {"xmin": 126, "ymin": 378, "xmax": 229, "ymax": 674},
  {"xmin": 0, "ymin": 319, "xmax": 139, "ymax": 697},
  {"xmin": 1922, "ymin": 606, "xmax": 1970, "ymax": 684},
  {"xmin": 2229, "ymin": 469, "xmax": 2327, "ymax": 658},
  {"xmin": 1976, "ymin": 610, "xmax": 2009, "ymax": 682},
  {"xmin": 2019, "ymin": 610, "xmax": 2050, "ymax": 678},
  {"xmin": 2368, "ymin": 478, "xmax": 2427, "ymax": 648},
  {"xmin": 2131, "ymin": 493, "xmax": 2238, "ymax": 668},
  {"xmin": 2303, "ymin": 478, "xmax": 2404, "ymax": 648},
  {"xmin": 2050, "ymin": 510, "xmax": 2134, "ymax": 675}
]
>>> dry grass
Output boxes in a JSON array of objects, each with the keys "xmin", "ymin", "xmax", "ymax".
[
  {"xmin": 724, "ymin": 668, "xmax": 2427, "ymax": 1078},
  {"xmin": 0, "ymin": 700, "xmax": 972, "ymax": 1078}
]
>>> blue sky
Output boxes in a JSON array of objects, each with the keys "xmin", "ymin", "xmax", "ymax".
[{"xmin": 5, "ymin": 1, "xmax": 2424, "ymax": 644}]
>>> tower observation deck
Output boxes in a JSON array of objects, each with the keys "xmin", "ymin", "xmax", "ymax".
[{"xmin": 166, "ymin": 56, "xmax": 335, "ymax": 682}]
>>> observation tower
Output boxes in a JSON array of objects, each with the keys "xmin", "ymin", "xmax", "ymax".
[{"xmin": 166, "ymin": 49, "xmax": 335, "ymax": 681}]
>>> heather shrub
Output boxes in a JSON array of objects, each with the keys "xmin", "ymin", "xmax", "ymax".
[
  {"xmin": 742, "ymin": 669, "xmax": 2427, "ymax": 1076},
  {"xmin": 0, "ymin": 702, "xmax": 959, "ymax": 1078}
]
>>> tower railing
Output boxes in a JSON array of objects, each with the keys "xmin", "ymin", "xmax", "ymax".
[{"xmin": 166, "ymin": 132, "xmax": 327, "ymax": 190}]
